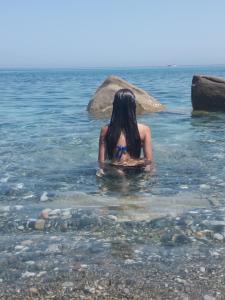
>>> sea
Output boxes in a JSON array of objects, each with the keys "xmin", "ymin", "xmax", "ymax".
[{"xmin": 1, "ymin": 66, "xmax": 225, "ymax": 298}]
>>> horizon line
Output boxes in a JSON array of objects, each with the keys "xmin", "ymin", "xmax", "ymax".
[{"xmin": 0, "ymin": 63, "xmax": 225, "ymax": 70}]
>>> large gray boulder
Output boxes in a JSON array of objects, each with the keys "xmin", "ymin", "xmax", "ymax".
[
  {"xmin": 192, "ymin": 75, "xmax": 225, "ymax": 111},
  {"xmin": 87, "ymin": 76, "xmax": 165, "ymax": 117}
]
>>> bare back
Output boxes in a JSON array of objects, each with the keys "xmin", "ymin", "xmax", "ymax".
[{"xmin": 98, "ymin": 123, "xmax": 153, "ymax": 166}]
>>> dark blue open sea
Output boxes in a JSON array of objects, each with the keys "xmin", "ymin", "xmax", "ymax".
[{"xmin": 1, "ymin": 66, "xmax": 225, "ymax": 298}]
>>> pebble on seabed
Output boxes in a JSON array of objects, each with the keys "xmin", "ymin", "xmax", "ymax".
[
  {"xmin": 29, "ymin": 287, "xmax": 38, "ymax": 295},
  {"xmin": 15, "ymin": 245, "xmax": 25, "ymax": 251},
  {"xmin": 23, "ymin": 193, "xmax": 34, "ymax": 199},
  {"xmin": 107, "ymin": 215, "xmax": 118, "ymax": 221},
  {"xmin": 22, "ymin": 271, "xmax": 36, "ymax": 278},
  {"xmin": 200, "ymin": 266, "xmax": 206, "ymax": 273},
  {"xmin": 213, "ymin": 233, "xmax": 224, "ymax": 241},
  {"xmin": 175, "ymin": 277, "xmax": 187, "ymax": 284},
  {"xmin": 15, "ymin": 183, "xmax": 24, "ymax": 189},
  {"xmin": 45, "ymin": 244, "xmax": 61, "ymax": 254},
  {"xmin": 21, "ymin": 240, "xmax": 33, "ymax": 246},
  {"xmin": 34, "ymin": 219, "xmax": 45, "ymax": 230},
  {"xmin": 62, "ymin": 282, "xmax": 74, "ymax": 288},
  {"xmin": 37, "ymin": 271, "xmax": 47, "ymax": 277},
  {"xmin": 40, "ymin": 191, "xmax": 48, "ymax": 202},
  {"xmin": 39, "ymin": 208, "xmax": 73, "ymax": 220},
  {"xmin": 84, "ymin": 286, "xmax": 96, "ymax": 294},
  {"xmin": 199, "ymin": 184, "xmax": 210, "ymax": 190},
  {"xmin": 17, "ymin": 225, "xmax": 24, "ymax": 230},
  {"xmin": 25, "ymin": 261, "xmax": 35, "ymax": 265},
  {"xmin": 40, "ymin": 208, "xmax": 51, "ymax": 219},
  {"xmin": 180, "ymin": 185, "xmax": 189, "ymax": 189},
  {"xmin": 62, "ymin": 209, "xmax": 72, "ymax": 219},
  {"xmin": 124, "ymin": 259, "xmax": 135, "ymax": 264},
  {"xmin": 203, "ymin": 295, "xmax": 216, "ymax": 300}
]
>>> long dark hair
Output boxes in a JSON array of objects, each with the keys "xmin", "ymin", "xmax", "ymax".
[{"xmin": 105, "ymin": 88, "xmax": 141, "ymax": 159}]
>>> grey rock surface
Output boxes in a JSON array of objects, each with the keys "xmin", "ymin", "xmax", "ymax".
[
  {"xmin": 87, "ymin": 75, "xmax": 165, "ymax": 117},
  {"xmin": 192, "ymin": 75, "xmax": 225, "ymax": 111}
]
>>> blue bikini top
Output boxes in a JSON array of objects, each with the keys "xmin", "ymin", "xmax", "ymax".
[{"xmin": 115, "ymin": 145, "xmax": 128, "ymax": 160}]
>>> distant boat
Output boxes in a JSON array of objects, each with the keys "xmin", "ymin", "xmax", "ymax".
[{"xmin": 167, "ymin": 64, "xmax": 177, "ymax": 67}]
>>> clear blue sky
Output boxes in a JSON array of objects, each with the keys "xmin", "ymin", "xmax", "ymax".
[{"xmin": 0, "ymin": 0, "xmax": 225, "ymax": 68}]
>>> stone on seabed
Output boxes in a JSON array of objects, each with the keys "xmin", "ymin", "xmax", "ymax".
[
  {"xmin": 203, "ymin": 295, "xmax": 216, "ymax": 300},
  {"xmin": 107, "ymin": 215, "xmax": 118, "ymax": 221},
  {"xmin": 40, "ymin": 208, "xmax": 51, "ymax": 219},
  {"xmin": 62, "ymin": 282, "xmax": 74, "ymax": 288},
  {"xmin": 213, "ymin": 233, "xmax": 224, "ymax": 241},
  {"xmin": 34, "ymin": 219, "xmax": 45, "ymax": 230},
  {"xmin": 29, "ymin": 287, "xmax": 38, "ymax": 295},
  {"xmin": 22, "ymin": 271, "xmax": 36, "ymax": 278},
  {"xmin": 87, "ymin": 75, "xmax": 165, "ymax": 117},
  {"xmin": 40, "ymin": 191, "xmax": 48, "ymax": 202}
]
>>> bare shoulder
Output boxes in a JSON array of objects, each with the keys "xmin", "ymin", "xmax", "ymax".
[{"xmin": 137, "ymin": 123, "xmax": 151, "ymax": 134}]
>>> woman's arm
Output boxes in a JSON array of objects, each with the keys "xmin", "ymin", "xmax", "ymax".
[
  {"xmin": 96, "ymin": 127, "xmax": 107, "ymax": 177},
  {"xmin": 143, "ymin": 126, "xmax": 154, "ymax": 172},
  {"xmin": 143, "ymin": 126, "xmax": 153, "ymax": 162},
  {"xmin": 98, "ymin": 126, "xmax": 108, "ymax": 167}
]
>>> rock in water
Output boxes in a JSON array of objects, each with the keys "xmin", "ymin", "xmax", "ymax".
[
  {"xmin": 191, "ymin": 75, "xmax": 225, "ymax": 111},
  {"xmin": 87, "ymin": 76, "xmax": 165, "ymax": 117}
]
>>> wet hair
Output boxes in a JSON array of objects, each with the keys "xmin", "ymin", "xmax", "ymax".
[{"xmin": 105, "ymin": 88, "xmax": 141, "ymax": 159}]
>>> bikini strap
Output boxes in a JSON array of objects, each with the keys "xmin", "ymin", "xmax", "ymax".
[{"xmin": 115, "ymin": 145, "xmax": 128, "ymax": 160}]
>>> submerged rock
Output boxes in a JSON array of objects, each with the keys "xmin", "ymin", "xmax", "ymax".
[
  {"xmin": 191, "ymin": 75, "xmax": 225, "ymax": 111},
  {"xmin": 87, "ymin": 75, "xmax": 165, "ymax": 117}
]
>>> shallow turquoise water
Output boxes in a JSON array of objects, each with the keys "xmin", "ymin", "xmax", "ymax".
[{"xmin": 1, "ymin": 66, "xmax": 225, "ymax": 208}]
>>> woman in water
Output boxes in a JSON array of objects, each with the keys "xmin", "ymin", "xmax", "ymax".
[{"xmin": 97, "ymin": 88, "xmax": 153, "ymax": 176}]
